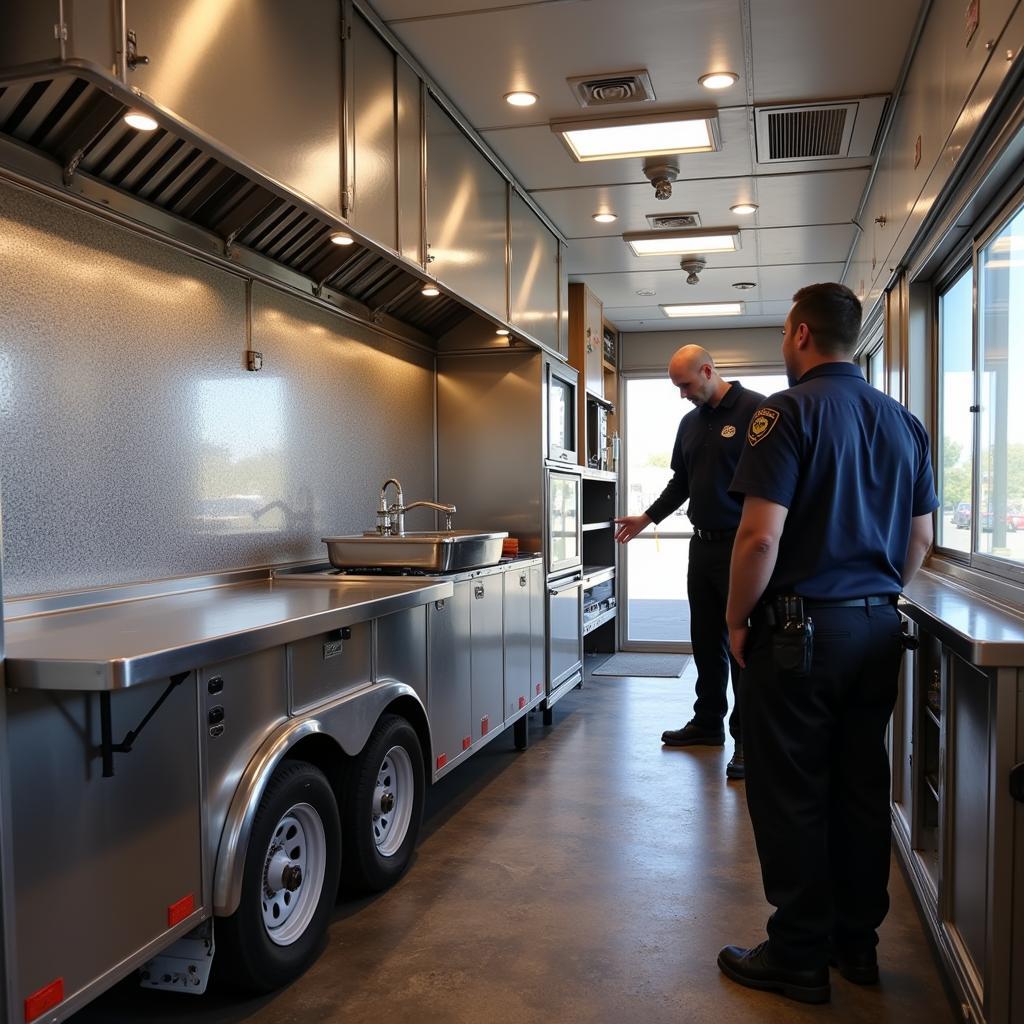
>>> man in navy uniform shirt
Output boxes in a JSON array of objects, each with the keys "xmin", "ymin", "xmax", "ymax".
[
  {"xmin": 718, "ymin": 283, "xmax": 936, "ymax": 1003},
  {"xmin": 614, "ymin": 345, "xmax": 762, "ymax": 779}
]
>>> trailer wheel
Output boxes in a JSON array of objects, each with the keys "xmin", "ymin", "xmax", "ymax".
[
  {"xmin": 342, "ymin": 714, "xmax": 424, "ymax": 892},
  {"xmin": 218, "ymin": 760, "xmax": 340, "ymax": 992}
]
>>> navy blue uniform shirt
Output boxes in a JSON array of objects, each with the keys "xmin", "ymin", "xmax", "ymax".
[
  {"xmin": 646, "ymin": 381, "xmax": 764, "ymax": 530},
  {"xmin": 729, "ymin": 362, "xmax": 938, "ymax": 599}
]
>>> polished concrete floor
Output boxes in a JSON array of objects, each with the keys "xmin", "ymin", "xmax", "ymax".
[{"xmin": 73, "ymin": 658, "xmax": 956, "ymax": 1024}]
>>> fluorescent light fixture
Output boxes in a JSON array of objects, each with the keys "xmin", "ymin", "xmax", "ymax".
[
  {"xmin": 592, "ymin": 212, "xmax": 618, "ymax": 224},
  {"xmin": 505, "ymin": 91, "xmax": 538, "ymax": 107},
  {"xmin": 699, "ymin": 72, "xmax": 738, "ymax": 90},
  {"xmin": 421, "ymin": 285, "xmax": 440, "ymax": 297},
  {"xmin": 661, "ymin": 302, "xmax": 744, "ymax": 318},
  {"xmin": 329, "ymin": 231, "xmax": 354, "ymax": 246},
  {"xmin": 550, "ymin": 109, "xmax": 720, "ymax": 162},
  {"xmin": 623, "ymin": 226, "xmax": 740, "ymax": 256},
  {"xmin": 730, "ymin": 202, "xmax": 758, "ymax": 215},
  {"xmin": 123, "ymin": 111, "xmax": 158, "ymax": 132}
]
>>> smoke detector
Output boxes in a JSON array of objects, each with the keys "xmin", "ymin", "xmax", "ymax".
[
  {"xmin": 680, "ymin": 257, "xmax": 707, "ymax": 285},
  {"xmin": 643, "ymin": 159, "xmax": 679, "ymax": 200}
]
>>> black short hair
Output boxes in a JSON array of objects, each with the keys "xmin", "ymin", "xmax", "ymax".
[{"xmin": 790, "ymin": 283, "xmax": 862, "ymax": 355}]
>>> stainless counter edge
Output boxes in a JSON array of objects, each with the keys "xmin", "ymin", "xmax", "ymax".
[
  {"xmin": 900, "ymin": 569, "xmax": 1024, "ymax": 666},
  {"xmin": 4, "ymin": 579, "xmax": 454, "ymax": 692}
]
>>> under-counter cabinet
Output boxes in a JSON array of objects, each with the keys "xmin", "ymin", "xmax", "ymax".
[{"xmin": 893, "ymin": 573, "xmax": 1024, "ymax": 1024}]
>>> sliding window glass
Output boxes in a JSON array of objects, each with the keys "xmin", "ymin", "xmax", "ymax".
[
  {"xmin": 976, "ymin": 203, "xmax": 1024, "ymax": 564},
  {"xmin": 936, "ymin": 267, "xmax": 973, "ymax": 554}
]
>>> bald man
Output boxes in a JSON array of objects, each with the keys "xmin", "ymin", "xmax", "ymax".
[{"xmin": 615, "ymin": 346, "xmax": 763, "ymax": 778}]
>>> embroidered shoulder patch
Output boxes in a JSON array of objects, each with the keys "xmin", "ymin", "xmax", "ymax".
[{"xmin": 747, "ymin": 407, "xmax": 781, "ymax": 446}]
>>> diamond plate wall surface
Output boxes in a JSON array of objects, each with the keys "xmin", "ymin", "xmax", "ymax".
[{"xmin": 0, "ymin": 178, "xmax": 434, "ymax": 597}]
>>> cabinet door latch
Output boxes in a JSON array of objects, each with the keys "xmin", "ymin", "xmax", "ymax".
[{"xmin": 1010, "ymin": 763, "xmax": 1024, "ymax": 803}]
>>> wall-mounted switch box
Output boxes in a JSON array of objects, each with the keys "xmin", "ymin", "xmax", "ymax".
[{"xmin": 245, "ymin": 350, "xmax": 263, "ymax": 371}]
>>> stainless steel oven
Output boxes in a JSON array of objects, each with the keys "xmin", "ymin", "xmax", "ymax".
[{"xmin": 546, "ymin": 468, "xmax": 582, "ymax": 578}]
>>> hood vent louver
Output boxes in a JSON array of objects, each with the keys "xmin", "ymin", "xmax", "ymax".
[
  {"xmin": 755, "ymin": 96, "xmax": 890, "ymax": 163},
  {"xmin": 0, "ymin": 74, "xmax": 471, "ymax": 341},
  {"xmin": 567, "ymin": 69, "xmax": 655, "ymax": 107}
]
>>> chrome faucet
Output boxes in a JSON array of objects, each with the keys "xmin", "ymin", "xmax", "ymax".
[
  {"xmin": 378, "ymin": 478, "xmax": 404, "ymax": 535},
  {"xmin": 377, "ymin": 478, "xmax": 456, "ymax": 534}
]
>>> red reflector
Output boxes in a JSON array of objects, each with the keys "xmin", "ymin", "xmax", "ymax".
[
  {"xmin": 167, "ymin": 893, "xmax": 195, "ymax": 928},
  {"xmin": 462, "ymin": 736, "xmax": 471, "ymax": 751},
  {"xmin": 25, "ymin": 978, "xmax": 64, "ymax": 1021},
  {"xmin": 535, "ymin": 682, "xmax": 542, "ymax": 695},
  {"xmin": 437, "ymin": 753, "xmax": 447, "ymax": 769},
  {"xmin": 519, "ymin": 696, "xmax": 526, "ymax": 709},
  {"xmin": 481, "ymin": 715, "xmax": 489, "ymax": 735}
]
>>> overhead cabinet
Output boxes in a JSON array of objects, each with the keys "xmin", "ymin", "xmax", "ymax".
[
  {"xmin": 510, "ymin": 189, "xmax": 560, "ymax": 352},
  {"xmin": 425, "ymin": 95, "xmax": 508, "ymax": 320}
]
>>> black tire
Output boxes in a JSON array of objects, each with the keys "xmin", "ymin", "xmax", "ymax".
[
  {"xmin": 342, "ymin": 714, "xmax": 424, "ymax": 893},
  {"xmin": 217, "ymin": 760, "xmax": 341, "ymax": 993}
]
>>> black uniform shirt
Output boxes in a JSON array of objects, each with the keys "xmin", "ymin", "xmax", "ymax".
[
  {"xmin": 645, "ymin": 381, "xmax": 764, "ymax": 530},
  {"xmin": 729, "ymin": 362, "xmax": 938, "ymax": 599}
]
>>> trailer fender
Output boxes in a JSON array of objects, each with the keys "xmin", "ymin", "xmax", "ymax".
[{"xmin": 213, "ymin": 681, "xmax": 427, "ymax": 916}]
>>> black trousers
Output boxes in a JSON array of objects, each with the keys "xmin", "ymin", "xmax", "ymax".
[
  {"xmin": 742, "ymin": 602, "xmax": 903, "ymax": 966},
  {"xmin": 686, "ymin": 535, "xmax": 741, "ymax": 740}
]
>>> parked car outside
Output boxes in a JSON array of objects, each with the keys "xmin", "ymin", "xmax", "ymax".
[{"xmin": 953, "ymin": 502, "xmax": 971, "ymax": 529}]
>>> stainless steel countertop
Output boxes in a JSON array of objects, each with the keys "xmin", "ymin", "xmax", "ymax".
[
  {"xmin": 3, "ymin": 577, "xmax": 453, "ymax": 692},
  {"xmin": 900, "ymin": 570, "xmax": 1024, "ymax": 666}
]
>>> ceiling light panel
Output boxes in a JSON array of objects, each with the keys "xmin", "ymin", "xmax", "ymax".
[
  {"xmin": 550, "ymin": 110, "xmax": 721, "ymax": 162},
  {"xmin": 623, "ymin": 227, "xmax": 740, "ymax": 256},
  {"xmin": 661, "ymin": 302, "xmax": 744, "ymax": 317}
]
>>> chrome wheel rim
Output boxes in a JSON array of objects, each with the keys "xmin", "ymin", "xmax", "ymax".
[
  {"xmin": 261, "ymin": 802, "xmax": 327, "ymax": 946},
  {"xmin": 372, "ymin": 745, "xmax": 414, "ymax": 857}
]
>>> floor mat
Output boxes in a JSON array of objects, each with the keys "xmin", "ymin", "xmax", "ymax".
[{"xmin": 591, "ymin": 653, "xmax": 692, "ymax": 677}]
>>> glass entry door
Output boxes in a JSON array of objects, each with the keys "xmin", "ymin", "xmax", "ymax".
[{"xmin": 620, "ymin": 371, "xmax": 788, "ymax": 649}]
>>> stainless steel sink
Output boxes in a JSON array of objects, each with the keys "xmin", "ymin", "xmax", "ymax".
[{"xmin": 321, "ymin": 530, "xmax": 508, "ymax": 572}]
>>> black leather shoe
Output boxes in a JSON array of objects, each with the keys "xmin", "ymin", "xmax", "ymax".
[
  {"xmin": 726, "ymin": 742, "xmax": 745, "ymax": 779},
  {"xmin": 717, "ymin": 942, "xmax": 830, "ymax": 1004},
  {"xmin": 661, "ymin": 719, "xmax": 725, "ymax": 746},
  {"xmin": 829, "ymin": 946, "xmax": 879, "ymax": 985}
]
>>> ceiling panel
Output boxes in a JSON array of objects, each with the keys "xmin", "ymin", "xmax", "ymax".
[
  {"xmin": 755, "ymin": 223, "xmax": 858, "ymax": 263},
  {"xmin": 479, "ymin": 107, "xmax": 754, "ymax": 193},
  {"xmin": 607, "ymin": 310, "xmax": 788, "ymax": 332},
  {"xmin": 374, "ymin": 0, "xmax": 745, "ymax": 130},
  {"xmin": 749, "ymin": 0, "xmax": 920, "ymax": 103}
]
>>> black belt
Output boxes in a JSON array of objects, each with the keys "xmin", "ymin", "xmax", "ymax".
[
  {"xmin": 692, "ymin": 528, "xmax": 736, "ymax": 542},
  {"xmin": 801, "ymin": 594, "xmax": 897, "ymax": 609}
]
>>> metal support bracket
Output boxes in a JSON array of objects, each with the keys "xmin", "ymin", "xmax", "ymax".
[{"xmin": 99, "ymin": 672, "xmax": 189, "ymax": 777}]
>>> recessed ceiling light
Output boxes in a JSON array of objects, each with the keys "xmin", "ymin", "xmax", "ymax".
[
  {"xmin": 623, "ymin": 227, "xmax": 740, "ymax": 256},
  {"xmin": 329, "ymin": 231, "xmax": 355, "ymax": 246},
  {"xmin": 123, "ymin": 111, "xmax": 158, "ymax": 132},
  {"xmin": 592, "ymin": 212, "xmax": 618, "ymax": 224},
  {"xmin": 505, "ymin": 91, "xmax": 538, "ymax": 107},
  {"xmin": 699, "ymin": 72, "xmax": 738, "ymax": 90},
  {"xmin": 550, "ymin": 109, "xmax": 720, "ymax": 162},
  {"xmin": 636, "ymin": 288, "xmax": 657, "ymax": 296},
  {"xmin": 496, "ymin": 327, "xmax": 511, "ymax": 335},
  {"xmin": 661, "ymin": 302, "xmax": 744, "ymax": 318},
  {"xmin": 730, "ymin": 202, "xmax": 758, "ymax": 215},
  {"xmin": 421, "ymin": 285, "xmax": 440, "ymax": 297},
  {"xmin": 732, "ymin": 281, "xmax": 757, "ymax": 290}
]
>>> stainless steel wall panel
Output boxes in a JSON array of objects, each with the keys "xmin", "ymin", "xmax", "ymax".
[
  {"xmin": 396, "ymin": 58, "xmax": 423, "ymax": 266},
  {"xmin": 125, "ymin": 0, "xmax": 343, "ymax": 217},
  {"xmin": 200, "ymin": 649, "xmax": 288, "ymax": 889},
  {"xmin": 425, "ymin": 96, "xmax": 508, "ymax": 319},
  {"xmin": 350, "ymin": 11, "xmax": 398, "ymax": 250},
  {"xmin": 0, "ymin": 178, "xmax": 434, "ymax": 597},
  {"xmin": 376, "ymin": 605, "xmax": 428, "ymax": 707},
  {"xmin": 8, "ymin": 679, "xmax": 201, "ymax": 1009},
  {"xmin": 289, "ymin": 623, "xmax": 373, "ymax": 714},
  {"xmin": 509, "ymin": 189, "xmax": 558, "ymax": 351}
]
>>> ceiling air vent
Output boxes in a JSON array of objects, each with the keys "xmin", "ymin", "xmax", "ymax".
[
  {"xmin": 567, "ymin": 69, "xmax": 655, "ymax": 108},
  {"xmin": 646, "ymin": 212, "xmax": 701, "ymax": 230},
  {"xmin": 754, "ymin": 96, "xmax": 889, "ymax": 163}
]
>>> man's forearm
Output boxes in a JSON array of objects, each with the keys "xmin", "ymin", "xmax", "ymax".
[{"xmin": 726, "ymin": 528, "xmax": 780, "ymax": 627}]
